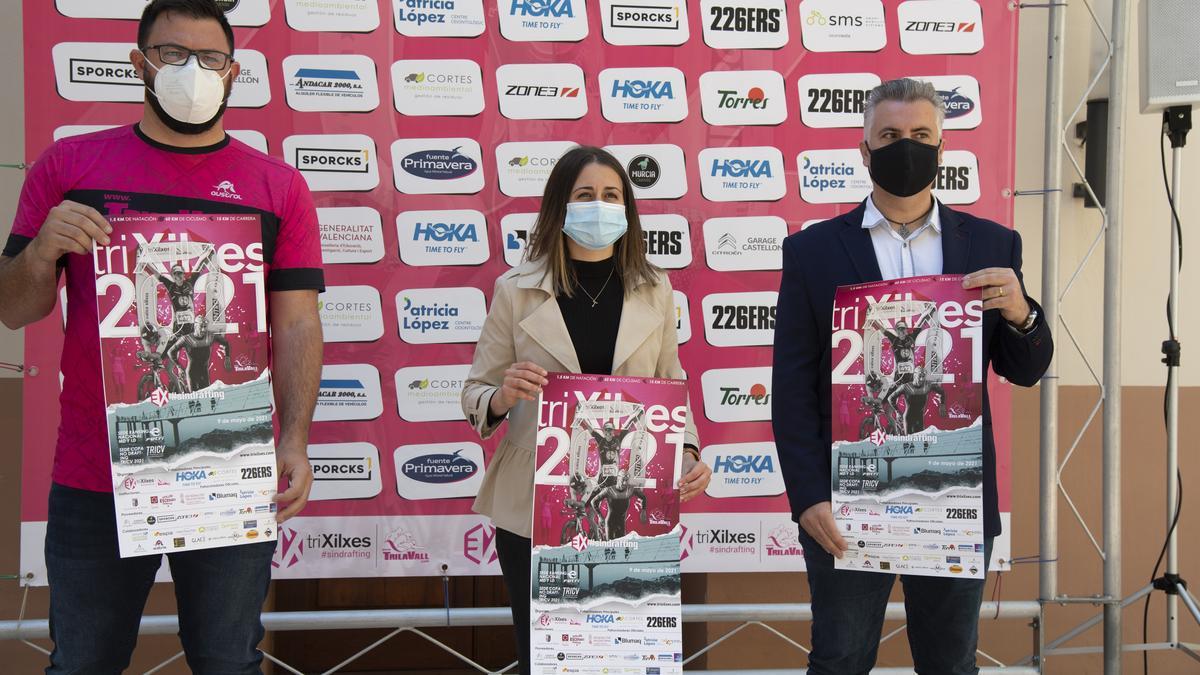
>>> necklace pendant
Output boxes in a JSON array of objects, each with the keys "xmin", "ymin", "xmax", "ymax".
[{"xmin": 591, "ymin": 299, "xmax": 598, "ymax": 308}]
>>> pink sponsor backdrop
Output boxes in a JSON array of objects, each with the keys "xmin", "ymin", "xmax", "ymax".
[{"xmin": 20, "ymin": 0, "xmax": 1017, "ymax": 578}]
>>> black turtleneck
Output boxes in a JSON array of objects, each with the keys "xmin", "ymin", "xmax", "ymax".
[{"xmin": 557, "ymin": 257, "xmax": 624, "ymax": 375}]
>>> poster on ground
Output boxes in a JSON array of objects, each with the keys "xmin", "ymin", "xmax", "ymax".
[
  {"xmin": 95, "ymin": 214, "xmax": 278, "ymax": 558},
  {"xmin": 831, "ymin": 275, "xmax": 986, "ymax": 579},
  {"xmin": 531, "ymin": 373, "xmax": 687, "ymax": 672}
]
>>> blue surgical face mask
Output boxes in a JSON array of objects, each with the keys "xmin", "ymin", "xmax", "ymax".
[{"xmin": 562, "ymin": 201, "xmax": 628, "ymax": 250}]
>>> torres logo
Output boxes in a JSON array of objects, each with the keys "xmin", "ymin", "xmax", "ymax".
[
  {"xmin": 284, "ymin": 134, "xmax": 380, "ymax": 192},
  {"xmin": 699, "ymin": 70, "xmax": 787, "ymax": 126},
  {"xmin": 701, "ymin": 367, "xmax": 773, "ymax": 422}
]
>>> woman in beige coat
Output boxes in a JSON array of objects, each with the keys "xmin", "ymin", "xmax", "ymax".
[{"xmin": 460, "ymin": 146, "xmax": 711, "ymax": 674}]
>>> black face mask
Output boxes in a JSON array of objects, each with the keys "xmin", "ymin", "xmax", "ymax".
[{"xmin": 865, "ymin": 138, "xmax": 941, "ymax": 198}]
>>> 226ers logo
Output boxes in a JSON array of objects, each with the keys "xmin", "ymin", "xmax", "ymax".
[
  {"xmin": 710, "ymin": 304, "xmax": 775, "ymax": 330},
  {"xmin": 708, "ymin": 5, "xmax": 781, "ymax": 32},
  {"xmin": 946, "ymin": 508, "xmax": 978, "ymax": 520}
]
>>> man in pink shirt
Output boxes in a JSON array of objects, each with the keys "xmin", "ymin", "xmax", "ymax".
[{"xmin": 0, "ymin": 1, "xmax": 324, "ymax": 671}]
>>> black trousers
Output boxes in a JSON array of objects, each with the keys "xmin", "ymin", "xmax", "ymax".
[{"xmin": 495, "ymin": 527, "xmax": 532, "ymax": 675}]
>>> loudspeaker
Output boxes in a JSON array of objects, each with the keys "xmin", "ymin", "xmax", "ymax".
[{"xmin": 1140, "ymin": 0, "xmax": 1200, "ymax": 113}]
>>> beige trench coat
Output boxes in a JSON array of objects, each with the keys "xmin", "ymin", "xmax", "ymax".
[{"xmin": 460, "ymin": 260, "xmax": 700, "ymax": 538}]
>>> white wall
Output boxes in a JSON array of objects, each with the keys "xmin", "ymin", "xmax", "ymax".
[{"xmin": 1014, "ymin": 3, "xmax": 1198, "ymax": 387}]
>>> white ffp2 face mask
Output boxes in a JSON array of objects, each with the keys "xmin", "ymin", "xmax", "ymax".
[{"xmin": 143, "ymin": 54, "xmax": 230, "ymax": 125}]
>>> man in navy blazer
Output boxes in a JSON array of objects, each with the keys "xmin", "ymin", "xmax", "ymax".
[{"xmin": 772, "ymin": 79, "xmax": 1053, "ymax": 674}]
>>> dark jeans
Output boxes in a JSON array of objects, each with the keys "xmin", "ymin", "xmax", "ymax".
[
  {"xmin": 799, "ymin": 527, "xmax": 994, "ymax": 675},
  {"xmin": 45, "ymin": 483, "xmax": 276, "ymax": 674},
  {"xmin": 495, "ymin": 527, "xmax": 532, "ymax": 675}
]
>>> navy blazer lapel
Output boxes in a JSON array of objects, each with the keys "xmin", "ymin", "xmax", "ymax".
[
  {"xmin": 838, "ymin": 202, "xmax": 883, "ymax": 283},
  {"xmin": 939, "ymin": 202, "xmax": 972, "ymax": 275}
]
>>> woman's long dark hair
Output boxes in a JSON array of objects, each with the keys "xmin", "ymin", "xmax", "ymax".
[{"xmin": 525, "ymin": 145, "xmax": 659, "ymax": 297}]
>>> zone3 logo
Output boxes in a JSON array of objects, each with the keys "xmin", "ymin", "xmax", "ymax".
[
  {"xmin": 946, "ymin": 508, "xmax": 978, "ymax": 520},
  {"xmin": 241, "ymin": 466, "xmax": 273, "ymax": 480},
  {"xmin": 647, "ymin": 616, "xmax": 678, "ymax": 628}
]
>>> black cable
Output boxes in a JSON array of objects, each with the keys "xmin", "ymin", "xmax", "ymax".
[{"xmin": 1144, "ymin": 123, "xmax": 1188, "ymax": 675}]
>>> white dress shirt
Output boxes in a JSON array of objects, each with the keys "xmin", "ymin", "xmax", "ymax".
[{"xmin": 862, "ymin": 196, "xmax": 943, "ymax": 280}]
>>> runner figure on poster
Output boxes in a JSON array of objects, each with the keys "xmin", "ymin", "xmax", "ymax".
[{"xmin": 575, "ymin": 406, "xmax": 649, "ymax": 540}]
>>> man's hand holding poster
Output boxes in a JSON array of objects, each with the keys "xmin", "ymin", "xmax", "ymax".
[
  {"xmin": 531, "ymin": 373, "xmax": 687, "ymax": 672},
  {"xmin": 95, "ymin": 214, "xmax": 278, "ymax": 558},
  {"xmin": 831, "ymin": 275, "xmax": 986, "ymax": 579}
]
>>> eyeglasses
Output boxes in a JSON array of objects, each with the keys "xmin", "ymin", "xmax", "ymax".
[{"xmin": 143, "ymin": 44, "xmax": 232, "ymax": 71}]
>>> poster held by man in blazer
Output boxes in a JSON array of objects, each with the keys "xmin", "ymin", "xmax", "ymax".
[
  {"xmin": 461, "ymin": 146, "xmax": 712, "ymax": 675},
  {"xmin": 772, "ymin": 79, "xmax": 1054, "ymax": 674}
]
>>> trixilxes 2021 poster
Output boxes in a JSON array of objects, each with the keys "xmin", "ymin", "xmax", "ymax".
[
  {"xmin": 95, "ymin": 214, "xmax": 278, "ymax": 558},
  {"xmin": 531, "ymin": 373, "xmax": 688, "ymax": 672},
  {"xmin": 831, "ymin": 275, "xmax": 986, "ymax": 579}
]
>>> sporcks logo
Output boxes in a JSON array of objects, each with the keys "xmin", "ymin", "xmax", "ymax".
[
  {"xmin": 699, "ymin": 70, "xmax": 787, "ymax": 126},
  {"xmin": 284, "ymin": 134, "xmax": 379, "ymax": 191},
  {"xmin": 599, "ymin": 0, "xmax": 688, "ymax": 46},
  {"xmin": 599, "ymin": 68, "xmax": 688, "ymax": 123},
  {"xmin": 308, "ymin": 442, "xmax": 383, "ymax": 501},
  {"xmin": 210, "ymin": 180, "xmax": 242, "ymax": 201},
  {"xmin": 463, "ymin": 522, "xmax": 499, "ymax": 565},
  {"xmin": 272, "ymin": 526, "xmax": 305, "ymax": 568},
  {"xmin": 570, "ymin": 532, "xmax": 589, "ymax": 552},
  {"xmin": 383, "ymin": 527, "xmax": 431, "ymax": 562}
]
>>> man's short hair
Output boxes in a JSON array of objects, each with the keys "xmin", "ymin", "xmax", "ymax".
[
  {"xmin": 863, "ymin": 78, "xmax": 946, "ymax": 139},
  {"xmin": 138, "ymin": 0, "xmax": 235, "ymax": 53}
]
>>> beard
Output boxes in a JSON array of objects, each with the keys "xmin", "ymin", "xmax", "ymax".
[{"xmin": 144, "ymin": 71, "xmax": 232, "ymax": 135}]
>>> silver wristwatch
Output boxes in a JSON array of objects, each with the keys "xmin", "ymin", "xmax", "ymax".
[{"xmin": 1013, "ymin": 307, "xmax": 1038, "ymax": 334}]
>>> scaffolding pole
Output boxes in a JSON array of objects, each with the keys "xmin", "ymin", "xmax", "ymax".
[
  {"xmin": 1038, "ymin": 0, "xmax": 1067, "ymax": 661},
  {"xmin": 1102, "ymin": 0, "xmax": 1131, "ymax": 672}
]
